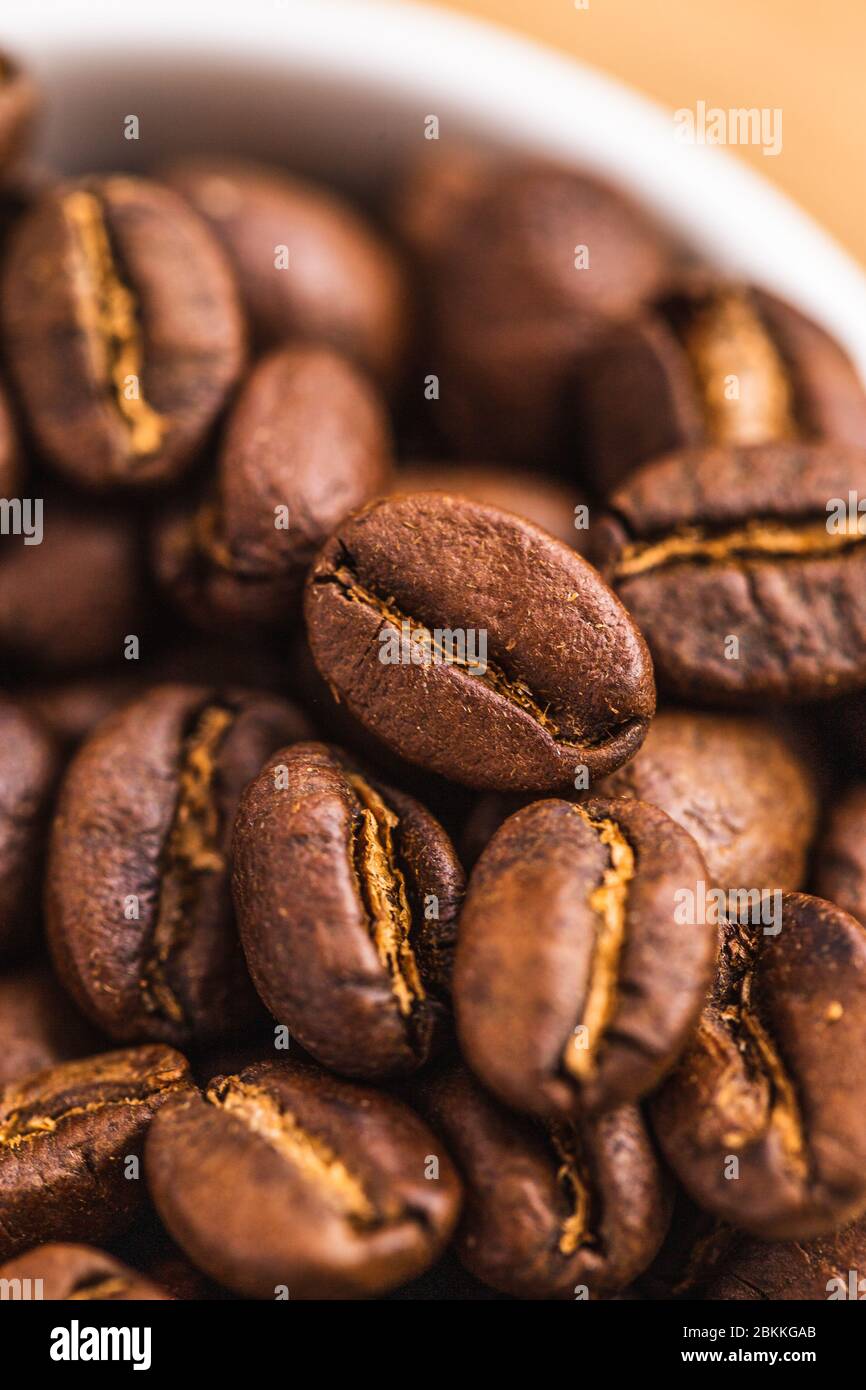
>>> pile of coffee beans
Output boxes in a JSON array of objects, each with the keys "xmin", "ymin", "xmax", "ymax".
[{"xmin": 2, "ymin": 48, "xmax": 866, "ymax": 1301}]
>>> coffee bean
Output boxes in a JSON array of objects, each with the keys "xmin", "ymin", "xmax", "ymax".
[
  {"xmin": 704, "ymin": 1215, "xmax": 866, "ymax": 1300},
  {"xmin": 306, "ymin": 492, "xmax": 655, "ymax": 790},
  {"xmin": 638, "ymin": 1192, "xmax": 738, "ymax": 1300},
  {"xmin": 0, "ymin": 964, "xmax": 100, "ymax": 1085},
  {"xmin": 233, "ymin": 741, "xmax": 464, "ymax": 1079},
  {"xmin": 652, "ymin": 893, "xmax": 866, "ymax": 1239},
  {"xmin": 592, "ymin": 440, "xmax": 866, "ymax": 701},
  {"xmin": 595, "ymin": 708, "xmax": 818, "ymax": 893},
  {"xmin": 395, "ymin": 158, "xmax": 675, "ymax": 463},
  {"xmin": 154, "ymin": 345, "xmax": 393, "ymax": 631},
  {"xmin": 46, "ymin": 684, "xmax": 311, "ymax": 1045},
  {"xmin": 1, "ymin": 175, "xmax": 245, "ymax": 490},
  {"xmin": 164, "ymin": 157, "xmax": 408, "ymax": 380},
  {"xmin": 396, "ymin": 461, "xmax": 590, "ymax": 552},
  {"xmin": 571, "ymin": 281, "xmax": 866, "ymax": 492},
  {"xmin": 414, "ymin": 1063, "xmax": 670, "ymax": 1299},
  {"xmin": 146, "ymin": 1058, "xmax": 461, "ymax": 1299},
  {"xmin": 0, "ymin": 1045, "xmax": 192, "ymax": 1260},
  {"xmin": 454, "ymin": 796, "xmax": 716, "ymax": 1116},
  {"xmin": 0, "ymin": 695, "xmax": 58, "ymax": 960},
  {"xmin": 0, "ymin": 500, "xmax": 145, "ymax": 673},
  {"xmin": 0, "ymin": 1242, "xmax": 172, "ymax": 1300},
  {"xmin": 0, "ymin": 51, "xmax": 37, "ymax": 177},
  {"xmin": 814, "ymin": 783, "xmax": 866, "ymax": 925},
  {"xmin": 0, "ymin": 378, "xmax": 21, "ymax": 497}
]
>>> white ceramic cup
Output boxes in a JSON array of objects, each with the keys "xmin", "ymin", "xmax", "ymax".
[{"xmin": 3, "ymin": 0, "xmax": 866, "ymax": 377}]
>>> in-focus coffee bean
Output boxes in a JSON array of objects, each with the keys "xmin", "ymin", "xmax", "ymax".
[
  {"xmin": 652, "ymin": 893, "xmax": 866, "ymax": 1239},
  {"xmin": 146, "ymin": 1058, "xmax": 462, "ymax": 1299},
  {"xmin": 414, "ymin": 1063, "xmax": 670, "ymax": 1299},
  {"xmin": 46, "ymin": 685, "xmax": 311, "ymax": 1045},
  {"xmin": 454, "ymin": 796, "xmax": 716, "ymax": 1116},
  {"xmin": 0, "ymin": 1045, "xmax": 192, "ymax": 1260},
  {"xmin": 232, "ymin": 741, "xmax": 464, "ymax": 1079},
  {"xmin": 305, "ymin": 492, "xmax": 655, "ymax": 790}
]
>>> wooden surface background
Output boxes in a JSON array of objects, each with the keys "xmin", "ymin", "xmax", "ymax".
[{"xmin": 426, "ymin": 0, "xmax": 866, "ymax": 269}]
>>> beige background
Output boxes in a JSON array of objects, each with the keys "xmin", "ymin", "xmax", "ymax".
[{"xmin": 421, "ymin": 0, "xmax": 866, "ymax": 268}]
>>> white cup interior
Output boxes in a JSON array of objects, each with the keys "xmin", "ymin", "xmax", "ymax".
[{"xmin": 4, "ymin": 0, "xmax": 866, "ymax": 378}]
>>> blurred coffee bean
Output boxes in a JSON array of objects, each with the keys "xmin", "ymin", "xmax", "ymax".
[{"xmin": 164, "ymin": 157, "xmax": 408, "ymax": 381}]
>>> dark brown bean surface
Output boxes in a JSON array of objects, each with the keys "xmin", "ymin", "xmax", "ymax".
[
  {"xmin": 0, "ymin": 964, "xmax": 100, "ymax": 1084},
  {"xmin": 1, "ymin": 175, "xmax": 245, "ymax": 490},
  {"xmin": 0, "ymin": 1242, "xmax": 172, "ymax": 1300},
  {"xmin": 595, "ymin": 709, "xmax": 818, "ymax": 892},
  {"xmin": 454, "ymin": 797, "xmax": 716, "ymax": 1116},
  {"xmin": 46, "ymin": 684, "xmax": 312, "ymax": 1046},
  {"xmin": 0, "ymin": 50, "xmax": 37, "ymax": 176},
  {"xmin": 414, "ymin": 1063, "xmax": 670, "ymax": 1299},
  {"xmin": 164, "ymin": 157, "xmax": 408, "ymax": 380},
  {"xmin": 571, "ymin": 282, "xmax": 866, "ymax": 493},
  {"xmin": 146, "ymin": 1058, "xmax": 461, "ymax": 1299},
  {"xmin": 305, "ymin": 493, "xmax": 655, "ymax": 790},
  {"xmin": 233, "ymin": 742, "xmax": 464, "ymax": 1079},
  {"xmin": 0, "ymin": 1045, "xmax": 192, "ymax": 1260},
  {"xmin": 397, "ymin": 158, "xmax": 676, "ymax": 463},
  {"xmin": 0, "ymin": 502, "xmax": 145, "ymax": 673},
  {"xmin": 592, "ymin": 440, "xmax": 866, "ymax": 702},
  {"xmin": 154, "ymin": 345, "xmax": 393, "ymax": 631},
  {"xmin": 705, "ymin": 1215, "xmax": 866, "ymax": 1300},
  {"xmin": 0, "ymin": 378, "xmax": 21, "ymax": 497},
  {"xmin": 652, "ymin": 893, "xmax": 866, "ymax": 1239},
  {"xmin": 814, "ymin": 783, "xmax": 866, "ymax": 925},
  {"xmin": 0, "ymin": 696, "xmax": 59, "ymax": 959}
]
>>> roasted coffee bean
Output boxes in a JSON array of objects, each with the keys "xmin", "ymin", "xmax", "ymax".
[
  {"xmin": 0, "ymin": 964, "xmax": 100, "ymax": 1085},
  {"xmin": 46, "ymin": 684, "xmax": 311, "ymax": 1046},
  {"xmin": 306, "ymin": 493, "xmax": 655, "ymax": 790},
  {"xmin": 652, "ymin": 893, "xmax": 866, "ymax": 1239},
  {"xmin": 0, "ymin": 1242, "xmax": 171, "ymax": 1300},
  {"xmin": 164, "ymin": 157, "xmax": 407, "ymax": 380},
  {"xmin": 396, "ymin": 462, "xmax": 590, "ymax": 552},
  {"xmin": 145, "ymin": 1058, "xmax": 461, "ymax": 1299},
  {"xmin": 414, "ymin": 1063, "xmax": 670, "ymax": 1299},
  {"xmin": 596, "ymin": 709, "xmax": 818, "ymax": 893},
  {"xmin": 705, "ymin": 1215, "xmax": 866, "ymax": 1300},
  {"xmin": 592, "ymin": 440, "xmax": 866, "ymax": 702},
  {"xmin": 1, "ymin": 175, "xmax": 245, "ymax": 490},
  {"xmin": 233, "ymin": 741, "xmax": 464, "ymax": 1079},
  {"xmin": 0, "ymin": 501, "xmax": 145, "ymax": 673},
  {"xmin": 639, "ymin": 1192, "xmax": 739, "ymax": 1299},
  {"xmin": 0, "ymin": 696, "xmax": 59, "ymax": 959},
  {"xmin": 0, "ymin": 1045, "xmax": 192, "ymax": 1260},
  {"xmin": 0, "ymin": 51, "xmax": 37, "ymax": 176},
  {"xmin": 153, "ymin": 345, "xmax": 393, "ymax": 631},
  {"xmin": 0, "ymin": 378, "xmax": 21, "ymax": 497},
  {"xmin": 396, "ymin": 157, "xmax": 675, "ymax": 463},
  {"xmin": 454, "ymin": 797, "xmax": 715, "ymax": 1116},
  {"xmin": 814, "ymin": 783, "xmax": 866, "ymax": 925},
  {"xmin": 22, "ymin": 672, "xmax": 145, "ymax": 751},
  {"xmin": 571, "ymin": 281, "xmax": 866, "ymax": 493}
]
